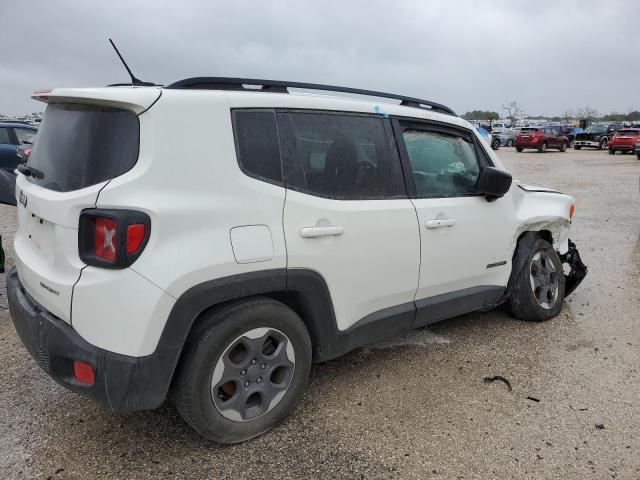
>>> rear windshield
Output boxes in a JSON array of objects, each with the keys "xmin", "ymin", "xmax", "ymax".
[
  {"xmin": 26, "ymin": 103, "xmax": 139, "ymax": 192},
  {"xmin": 617, "ymin": 129, "xmax": 639, "ymax": 135},
  {"xmin": 519, "ymin": 128, "xmax": 539, "ymax": 133}
]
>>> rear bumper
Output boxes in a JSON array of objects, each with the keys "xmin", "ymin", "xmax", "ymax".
[
  {"xmin": 6, "ymin": 268, "xmax": 171, "ymax": 412},
  {"xmin": 610, "ymin": 144, "xmax": 634, "ymax": 151},
  {"xmin": 515, "ymin": 141, "xmax": 541, "ymax": 148}
]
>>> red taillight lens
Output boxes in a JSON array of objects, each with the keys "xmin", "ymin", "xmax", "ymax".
[
  {"xmin": 126, "ymin": 224, "xmax": 145, "ymax": 253},
  {"xmin": 24, "ymin": 148, "xmax": 32, "ymax": 157},
  {"xmin": 73, "ymin": 360, "xmax": 95, "ymax": 384},
  {"xmin": 79, "ymin": 209, "xmax": 151, "ymax": 269},
  {"xmin": 94, "ymin": 217, "xmax": 118, "ymax": 262}
]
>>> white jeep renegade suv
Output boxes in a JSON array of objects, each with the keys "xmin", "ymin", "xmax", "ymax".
[{"xmin": 7, "ymin": 78, "xmax": 587, "ymax": 443}]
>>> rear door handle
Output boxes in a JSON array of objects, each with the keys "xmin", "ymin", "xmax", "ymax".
[
  {"xmin": 300, "ymin": 226, "xmax": 344, "ymax": 238},
  {"xmin": 425, "ymin": 218, "xmax": 456, "ymax": 229}
]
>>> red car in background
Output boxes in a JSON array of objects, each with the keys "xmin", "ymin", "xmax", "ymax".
[
  {"xmin": 609, "ymin": 129, "xmax": 640, "ymax": 155},
  {"xmin": 515, "ymin": 126, "xmax": 570, "ymax": 153}
]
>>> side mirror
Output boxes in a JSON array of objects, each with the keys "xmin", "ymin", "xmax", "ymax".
[{"xmin": 475, "ymin": 166, "xmax": 512, "ymax": 201}]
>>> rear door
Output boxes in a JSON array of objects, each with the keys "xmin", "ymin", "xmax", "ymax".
[
  {"xmin": 279, "ymin": 111, "xmax": 420, "ymax": 332},
  {"xmin": 393, "ymin": 119, "xmax": 516, "ymax": 325},
  {"xmin": 0, "ymin": 127, "xmax": 19, "ymax": 172},
  {"xmin": 14, "ymin": 102, "xmax": 141, "ymax": 323}
]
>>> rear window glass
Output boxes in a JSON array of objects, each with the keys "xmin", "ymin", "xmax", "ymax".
[
  {"xmin": 519, "ymin": 128, "xmax": 538, "ymax": 133},
  {"xmin": 26, "ymin": 103, "xmax": 139, "ymax": 192},
  {"xmin": 617, "ymin": 130, "xmax": 639, "ymax": 135}
]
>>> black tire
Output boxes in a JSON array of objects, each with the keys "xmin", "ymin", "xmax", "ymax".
[
  {"xmin": 508, "ymin": 238, "xmax": 565, "ymax": 322},
  {"xmin": 515, "ymin": 147, "xmax": 523, "ymax": 152},
  {"xmin": 538, "ymin": 142, "xmax": 547, "ymax": 153},
  {"xmin": 491, "ymin": 137, "xmax": 500, "ymax": 150},
  {"xmin": 636, "ymin": 153, "xmax": 640, "ymax": 160},
  {"xmin": 173, "ymin": 298, "xmax": 312, "ymax": 443},
  {"xmin": 608, "ymin": 148, "xmax": 615, "ymax": 155},
  {"xmin": 599, "ymin": 139, "xmax": 608, "ymax": 150},
  {"xmin": 560, "ymin": 142, "xmax": 567, "ymax": 152},
  {"xmin": 574, "ymin": 146, "xmax": 582, "ymax": 150},
  {"xmin": 506, "ymin": 139, "xmax": 513, "ymax": 147}
]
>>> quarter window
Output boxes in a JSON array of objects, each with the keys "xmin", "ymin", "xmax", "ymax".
[
  {"xmin": 233, "ymin": 111, "xmax": 283, "ymax": 184},
  {"xmin": 402, "ymin": 129, "xmax": 481, "ymax": 198},
  {"xmin": 278, "ymin": 112, "xmax": 403, "ymax": 199},
  {"xmin": 15, "ymin": 128, "xmax": 36, "ymax": 145}
]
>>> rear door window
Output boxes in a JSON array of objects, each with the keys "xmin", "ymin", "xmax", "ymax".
[
  {"xmin": 277, "ymin": 112, "xmax": 404, "ymax": 199},
  {"xmin": 0, "ymin": 128, "xmax": 11, "ymax": 145},
  {"xmin": 26, "ymin": 103, "xmax": 139, "ymax": 192}
]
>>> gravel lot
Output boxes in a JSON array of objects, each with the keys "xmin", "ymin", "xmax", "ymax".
[{"xmin": 1, "ymin": 147, "xmax": 639, "ymax": 479}]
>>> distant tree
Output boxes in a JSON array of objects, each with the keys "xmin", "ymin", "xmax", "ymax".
[
  {"xmin": 602, "ymin": 112, "xmax": 626, "ymax": 122},
  {"xmin": 462, "ymin": 110, "xmax": 499, "ymax": 121},
  {"xmin": 577, "ymin": 106, "xmax": 598, "ymax": 122},
  {"xmin": 502, "ymin": 101, "xmax": 523, "ymax": 126},
  {"xmin": 562, "ymin": 110, "xmax": 574, "ymax": 123},
  {"xmin": 626, "ymin": 110, "xmax": 640, "ymax": 121}
]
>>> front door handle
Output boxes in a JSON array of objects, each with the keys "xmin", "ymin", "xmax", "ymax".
[
  {"xmin": 425, "ymin": 218, "xmax": 456, "ymax": 229},
  {"xmin": 300, "ymin": 226, "xmax": 344, "ymax": 238}
]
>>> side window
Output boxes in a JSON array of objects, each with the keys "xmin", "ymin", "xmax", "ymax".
[
  {"xmin": 232, "ymin": 111, "xmax": 283, "ymax": 184},
  {"xmin": 278, "ymin": 112, "xmax": 403, "ymax": 199},
  {"xmin": 15, "ymin": 128, "xmax": 37, "ymax": 145},
  {"xmin": 0, "ymin": 128, "xmax": 11, "ymax": 145},
  {"xmin": 402, "ymin": 129, "xmax": 481, "ymax": 198}
]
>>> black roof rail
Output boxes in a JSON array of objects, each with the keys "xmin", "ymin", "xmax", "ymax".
[{"xmin": 165, "ymin": 77, "xmax": 456, "ymax": 116}]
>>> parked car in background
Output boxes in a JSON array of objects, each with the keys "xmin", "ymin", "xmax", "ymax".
[
  {"xmin": 634, "ymin": 139, "xmax": 640, "ymax": 160},
  {"xmin": 476, "ymin": 126, "xmax": 500, "ymax": 150},
  {"xmin": 491, "ymin": 128, "xmax": 516, "ymax": 147},
  {"xmin": 515, "ymin": 127, "xmax": 569, "ymax": 153},
  {"xmin": 608, "ymin": 129, "xmax": 640, "ymax": 155},
  {"xmin": 574, "ymin": 124, "xmax": 620, "ymax": 150},
  {"xmin": 0, "ymin": 123, "xmax": 37, "ymax": 173}
]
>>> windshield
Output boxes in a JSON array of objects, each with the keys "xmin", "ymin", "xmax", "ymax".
[{"xmin": 26, "ymin": 103, "xmax": 139, "ymax": 192}]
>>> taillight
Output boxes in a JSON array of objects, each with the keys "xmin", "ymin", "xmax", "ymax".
[{"xmin": 79, "ymin": 209, "xmax": 151, "ymax": 269}]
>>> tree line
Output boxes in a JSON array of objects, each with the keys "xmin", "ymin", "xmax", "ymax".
[{"xmin": 463, "ymin": 102, "xmax": 640, "ymax": 123}]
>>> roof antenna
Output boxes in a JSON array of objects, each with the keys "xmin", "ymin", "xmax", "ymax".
[{"xmin": 108, "ymin": 38, "xmax": 155, "ymax": 86}]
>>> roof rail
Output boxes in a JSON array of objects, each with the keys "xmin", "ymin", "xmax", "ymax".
[{"xmin": 164, "ymin": 77, "xmax": 456, "ymax": 116}]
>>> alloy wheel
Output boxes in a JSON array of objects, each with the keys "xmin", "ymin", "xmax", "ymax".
[{"xmin": 529, "ymin": 252, "xmax": 559, "ymax": 309}]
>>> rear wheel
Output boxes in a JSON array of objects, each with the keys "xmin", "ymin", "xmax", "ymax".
[
  {"xmin": 491, "ymin": 137, "xmax": 501, "ymax": 150},
  {"xmin": 636, "ymin": 153, "xmax": 640, "ymax": 160},
  {"xmin": 574, "ymin": 145, "xmax": 582, "ymax": 150},
  {"xmin": 538, "ymin": 142, "xmax": 547, "ymax": 153},
  {"xmin": 506, "ymin": 139, "xmax": 514, "ymax": 147},
  {"xmin": 173, "ymin": 298, "xmax": 312, "ymax": 443},
  {"xmin": 515, "ymin": 147, "xmax": 523, "ymax": 152},
  {"xmin": 509, "ymin": 238, "xmax": 565, "ymax": 322},
  {"xmin": 599, "ymin": 138, "xmax": 608, "ymax": 150},
  {"xmin": 560, "ymin": 142, "xmax": 567, "ymax": 152}
]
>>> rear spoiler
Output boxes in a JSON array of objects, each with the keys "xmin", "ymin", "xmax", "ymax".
[{"xmin": 31, "ymin": 87, "xmax": 162, "ymax": 115}]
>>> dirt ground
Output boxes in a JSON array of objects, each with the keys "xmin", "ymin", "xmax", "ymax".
[{"xmin": 1, "ymin": 147, "xmax": 639, "ymax": 480}]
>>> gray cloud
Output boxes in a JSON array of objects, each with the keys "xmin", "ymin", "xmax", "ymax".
[{"xmin": 1, "ymin": 0, "xmax": 639, "ymax": 116}]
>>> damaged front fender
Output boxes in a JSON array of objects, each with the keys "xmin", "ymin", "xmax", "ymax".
[{"xmin": 561, "ymin": 239, "xmax": 587, "ymax": 296}]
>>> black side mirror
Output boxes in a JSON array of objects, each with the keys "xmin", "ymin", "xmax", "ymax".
[{"xmin": 475, "ymin": 166, "xmax": 512, "ymax": 201}]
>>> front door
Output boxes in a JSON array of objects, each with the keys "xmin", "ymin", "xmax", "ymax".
[
  {"xmin": 393, "ymin": 119, "xmax": 516, "ymax": 326},
  {"xmin": 279, "ymin": 111, "xmax": 420, "ymax": 331}
]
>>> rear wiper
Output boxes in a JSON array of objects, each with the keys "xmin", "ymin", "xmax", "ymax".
[{"xmin": 17, "ymin": 164, "xmax": 44, "ymax": 179}]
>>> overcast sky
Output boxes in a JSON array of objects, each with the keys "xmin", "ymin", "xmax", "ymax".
[{"xmin": 1, "ymin": 0, "xmax": 638, "ymax": 117}]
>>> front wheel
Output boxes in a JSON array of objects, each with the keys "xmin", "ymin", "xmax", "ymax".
[
  {"xmin": 508, "ymin": 238, "xmax": 565, "ymax": 322},
  {"xmin": 491, "ymin": 137, "xmax": 501, "ymax": 150},
  {"xmin": 560, "ymin": 142, "xmax": 567, "ymax": 152},
  {"xmin": 599, "ymin": 139, "xmax": 608, "ymax": 150},
  {"xmin": 538, "ymin": 142, "xmax": 547, "ymax": 153},
  {"xmin": 506, "ymin": 139, "xmax": 514, "ymax": 147},
  {"xmin": 173, "ymin": 298, "xmax": 312, "ymax": 443}
]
